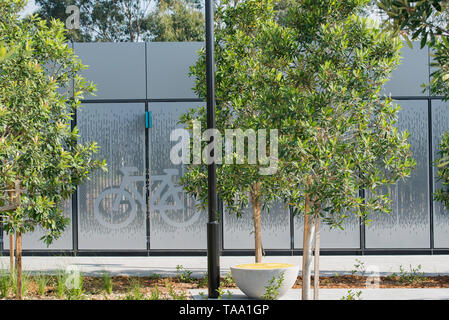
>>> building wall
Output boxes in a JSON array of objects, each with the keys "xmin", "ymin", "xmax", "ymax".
[{"xmin": 2, "ymin": 41, "xmax": 449, "ymax": 255}]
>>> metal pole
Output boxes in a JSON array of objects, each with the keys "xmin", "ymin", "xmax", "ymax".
[{"xmin": 205, "ymin": 0, "xmax": 220, "ymax": 299}]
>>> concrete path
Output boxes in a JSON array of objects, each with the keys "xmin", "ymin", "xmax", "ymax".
[
  {"xmin": 0, "ymin": 255, "xmax": 448, "ymax": 277},
  {"xmin": 190, "ymin": 288, "xmax": 449, "ymax": 300}
]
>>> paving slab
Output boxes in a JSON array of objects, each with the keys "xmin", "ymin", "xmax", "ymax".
[
  {"xmin": 190, "ymin": 288, "xmax": 449, "ymax": 300},
  {"xmin": 0, "ymin": 255, "xmax": 448, "ymax": 276}
]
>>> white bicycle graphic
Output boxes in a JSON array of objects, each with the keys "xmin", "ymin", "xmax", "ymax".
[{"xmin": 94, "ymin": 167, "xmax": 201, "ymax": 229}]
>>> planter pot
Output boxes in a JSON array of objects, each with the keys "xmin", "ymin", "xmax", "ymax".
[{"xmin": 230, "ymin": 263, "xmax": 300, "ymax": 299}]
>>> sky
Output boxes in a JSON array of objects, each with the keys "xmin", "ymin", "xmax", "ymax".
[{"xmin": 19, "ymin": 0, "xmax": 38, "ymax": 17}]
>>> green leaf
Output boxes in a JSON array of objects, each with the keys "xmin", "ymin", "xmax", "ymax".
[
  {"xmin": 420, "ymin": 33, "xmax": 427, "ymax": 49},
  {"xmin": 404, "ymin": 34, "xmax": 413, "ymax": 49}
]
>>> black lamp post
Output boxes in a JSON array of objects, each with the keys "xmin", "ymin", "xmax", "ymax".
[{"xmin": 205, "ymin": 0, "xmax": 220, "ymax": 298}]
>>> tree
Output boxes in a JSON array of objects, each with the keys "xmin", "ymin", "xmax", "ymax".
[
  {"xmin": 377, "ymin": 0, "xmax": 449, "ymax": 209},
  {"xmin": 34, "ymin": 0, "xmax": 155, "ymax": 41},
  {"xmin": 269, "ymin": 0, "xmax": 415, "ymax": 299},
  {"xmin": 273, "ymin": 0, "xmax": 296, "ymax": 23},
  {"xmin": 0, "ymin": 0, "xmax": 105, "ymax": 299},
  {"xmin": 147, "ymin": 0, "xmax": 205, "ymax": 41},
  {"xmin": 34, "ymin": 0, "xmax": 205, "ymax": 42},
  {"xmin": 377, "ymin": 0, "xmax": 449, "ymax": 93},
  {"xmin": 434, "ymin": 131, "xmax": 449, "ymax": 208},
  {"xmin": 0, "ymin": 35, "xmax": 20, "ymax": 276},
  {"xmin": 179, "ymin": 0, "xmax": 287, "ymax": 263}
]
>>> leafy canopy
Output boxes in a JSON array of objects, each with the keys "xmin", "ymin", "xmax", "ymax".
[
  {"xmin": 180, "ymin": 0, "xmax": 286, "ymax": 215},
  {"xmin": 0, "ymin": 0, "xmax": 105, "ymax": 244},
  {"xmin": 148, "ymin": 0, "xmax": 205, "ymax": 41},
  {"xmin": 181, "ymin": 0, "xmax": 415, "ymax": 230},
  {"xmin": 276, "ymin": 0, "xmax": 415, "ymax": 227}
]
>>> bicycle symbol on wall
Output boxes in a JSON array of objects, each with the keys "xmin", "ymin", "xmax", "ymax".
[{"xmin": 94, "ymin": 167, "xmax": 201, "ymax": 229}]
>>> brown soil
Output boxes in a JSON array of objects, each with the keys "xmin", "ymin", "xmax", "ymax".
[
  {"xmin": 293, "ymin": 275, "xmax": 449, "ymax": 289},
  {"xmin": 2, "ymin": 274, "xmax": 449, "ymax": 300}
]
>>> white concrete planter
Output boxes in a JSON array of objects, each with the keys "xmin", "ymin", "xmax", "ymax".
[{"xmin": 230, "ymin": 263, "xmax": 300, "ymax": 299}]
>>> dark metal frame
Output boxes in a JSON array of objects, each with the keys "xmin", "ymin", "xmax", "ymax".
[
  {"xmin": 205, "ymin": 0, "xmax": 220, "ymax": 297},
  {"xmin": 7, "ymin": 248, "xmax": 449, "ymax": 257},
  {"xmin": 145, "ymin": 101, "xmax": 151, "ymax": 255},
  {"xmin": 72, "ymin": 105, "xmax": 79, "ymax": 257},
  {"xmin": 428, "ymin": 98, "xmax": 435, "ymax": 253}
]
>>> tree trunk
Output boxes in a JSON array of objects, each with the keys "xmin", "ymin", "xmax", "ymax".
[
  {"xmin": 8, "ymin": 184, "xmax": 17, "ymax": 274},
  {"xmin": 9, "ymin": 232, "xmax": 14, "ymax": 273},
  {"xmin": 250, "ymin": 182, "xmax": 262, "ymax": 263},
  {"xmin": 313, "ymin": 214, "xmax": 320, "ymax": 300},
  {"xmin": 301, "ymin": 194, "xmax": 315, "ymax": 300},
  {"xmin": 15, "ymin": 231, "xmax": 22, "ymax": 300}
]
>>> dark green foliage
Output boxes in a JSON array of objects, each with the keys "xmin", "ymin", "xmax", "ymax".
[
  {"xmin": 434, "ymin": 131, "xmax": 449, "ymax": 209},
  {"xmin": 378, "ymin": 0, "xmax": 449, "ymax": 95},
  {"xmin": 181, "ymin": 0, "xmax": 414, "ymax": 265},
  {"xmin": 34, "ymin": 0, "xmax": 205, "ymax": 42},
  {"xmin": 0, "ymin": 0, "xmax": 106, "ymax": 245},
  {"xmin": 148, "ymin": 0, "xmax": 205, "ymax": 41},
  {"xmin": 277, "ymin": 0, "xmax": 415, "ymax": 227}
]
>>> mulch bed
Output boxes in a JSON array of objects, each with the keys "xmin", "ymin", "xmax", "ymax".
[
  {"xmin": 2, "ymin": 274, "xmax": 449, "ymax": 300},
  {"xmin": 292, "ymin": 275, "xmax": 449, "ymax": 288}
]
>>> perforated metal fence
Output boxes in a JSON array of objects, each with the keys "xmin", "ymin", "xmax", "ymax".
[{"xmin": 1, "ymin": 41, "xmax": 448, "ymax": 255}]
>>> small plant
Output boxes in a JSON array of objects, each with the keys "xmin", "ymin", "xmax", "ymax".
[
  {"xmin": 398, "ymin": 265, "xmax": 427, "ymax": 284},
  {"xmin": 216, "ymin": 287, "xmax": 226, "ymax": 300},
  {"xmin": 125, "ymin": 278, "xmax": 144, "ymax": 300},
  {"xmin": 215, "ymin": 287, "xmax": 234, "ymax": 300},
  {"xmin": 149, "ymin": 286, "xmax": 160, "ymax": 300},
  {"xmin": 0, "ymin": 269, "xmax": 13, "ymax": 298},
  {"xmin": 221, "ymin": 272, "xmax": 235, "ymax": 287},
  {"xmin": 216, "ymin": 272, "xmax": 235, "ymax": 298},
  {"xmin": 56, "ymin": 272, "xmax": 68, "ymax": 299},
  {"xmin": 341, "ymin": 290, "xmax": 362, "ymax": 300},
  {"xmin": 262, "ymin": 272, "xmax": 285, "ymax": 300},
  {"xmin": 148, "ymin": 273, "xmax": 162, "ymax": 280},
  {"xmin": 176, "ymin": 265, "xmax": 194, "ymax": 283},
  {"xmin": 35, "ymin": 273, "xmax": 50, "ymax": 296},
  {"xmin": 198, "ymin": 272, "xmax": 208, "ymax": 287},
  {"xmin": 65, "ymin": 272, "xmax": 84, "ymax": 300},
  {"xmin": 198, "ymin": 291, "xmax": 206, "ymax": 299},
  {"xmin": 102, "ymin": 272, "xmax": 113, "ymax": 295},
  {"xmin": 168, "ymin": 284, "xmax": 186, "ymax": 300},
  {"xmin": 351, "ymin": 259, "xmax": 366, "ymax": 276},
  {"xmin": 385, "ymin": 272, "xmax": 398, "ymax": 281}
]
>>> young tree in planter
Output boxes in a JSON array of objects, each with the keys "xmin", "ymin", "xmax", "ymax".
[
  {"xmin": 179, "ymin": 0, "xmax": 287, "ymax": 263},
  {"xmin": 0, "ymin": 0, "xmax": 105, "ymax": 299},
  {"xmin": 264, "ymin": 0, "xmax": 416, "ymax": 299}
]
